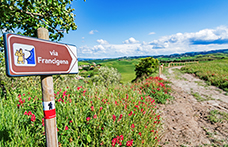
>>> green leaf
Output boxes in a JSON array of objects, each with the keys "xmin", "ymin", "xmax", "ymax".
[{"xmin": 86, "ymin": 134, "xmax": 92, "ymax": 143}]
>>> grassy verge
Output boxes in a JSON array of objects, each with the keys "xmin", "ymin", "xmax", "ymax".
[{"xmin": 181, "ymin": 59, "xmax": 228, "ymax": 92}]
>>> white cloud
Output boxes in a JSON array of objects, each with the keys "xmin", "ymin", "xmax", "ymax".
[
  {"xmin": 82, "ymin": 37, "xmax": 85, "ymax": 39},
  {"xmin": 79, "ymin": 26, "xmax": 228, "ymax": 58},
  {"xmin": 89, "ymin": 30, "xmax": 98, "ymax": 34},
  {"xmin": 96, "ymin": 39, "xmax": 109, "ymax": 45},
  {"xmin": 148, "ymin": 32, "xmax": 155, "ymax": 35},
  {"xmin": 123, "ymin": 37, "xmax": 139, "ymax": 44}
]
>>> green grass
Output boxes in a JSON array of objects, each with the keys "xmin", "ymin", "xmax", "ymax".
[
  {"xmin": 78, "ymin": 61, "xmax": 90, "ymax": 66},
  {"xmin": 208, "ymin": 110, "xmax": 228, "ymax": 123},
  {"xmin": 181, "ymin": 59, "xmax": 228, "ymax": 92}
]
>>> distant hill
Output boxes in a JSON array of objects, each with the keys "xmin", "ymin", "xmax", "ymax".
[{"xmin": 78, "ymin": 48, "xmax": 228, "ymax": 61}]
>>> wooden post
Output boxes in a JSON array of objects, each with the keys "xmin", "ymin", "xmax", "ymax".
[
  {"xmin": 37, "ymin": 28, "xmax": 58, "ymax": 147},
  {"xmin": 158, "ymin": 65, "xmax": 162, "ymax": 77}
]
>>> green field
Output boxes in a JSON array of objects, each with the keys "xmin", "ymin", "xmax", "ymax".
[
  {"xmin": 79, "ymin": 59, "xmax": 141, "ymax": 83},
  {"xmin": 99, "ymin": 59, "xmax": 140, "ymax": 83}
]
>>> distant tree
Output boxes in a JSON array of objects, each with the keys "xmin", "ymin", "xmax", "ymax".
[
  {"xmin": 134, "ymin": 57, "xmax": 159, "ymax": 79},
  {"xmin": 0, "ymin": 0, "xmax": 85, "ymax": 47}
]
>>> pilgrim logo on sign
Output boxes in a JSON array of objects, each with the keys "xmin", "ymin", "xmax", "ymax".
[{"xmin": 13, "ymin": 43, "xmax": 36, "ymax": 66}]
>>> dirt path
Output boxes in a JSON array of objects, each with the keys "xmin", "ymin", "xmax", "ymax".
[{"xmin": 158, "ymin": 66, "xmax": 228, "ymax": 147}]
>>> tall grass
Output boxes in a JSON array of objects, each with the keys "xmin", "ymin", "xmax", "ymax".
[{"xmin": 0, "ymin": 76, "xmax": 171, "ymax": 146}]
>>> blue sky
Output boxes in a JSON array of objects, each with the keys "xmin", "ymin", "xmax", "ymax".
[{"xmin": 61, "ymin": 0, "xmax": 228, "ymax": 58}]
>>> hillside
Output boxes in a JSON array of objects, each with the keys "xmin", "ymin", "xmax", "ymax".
[{"xmin": 78, "ymin": 48, "xmax": 228, "ymax": 61}]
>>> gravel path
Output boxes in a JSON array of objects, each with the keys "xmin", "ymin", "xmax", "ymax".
[{"xmin": 159, "ymin": 66, "xmax": 228, "ymax": 147}]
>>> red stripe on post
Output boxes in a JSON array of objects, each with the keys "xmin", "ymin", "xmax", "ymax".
[{"xmin": 44, "ymin": 109, "xmax": 56, "ymax": 119}]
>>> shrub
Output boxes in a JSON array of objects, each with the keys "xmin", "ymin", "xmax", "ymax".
[
  {"xmin": 134, "ymin": 57, "xmax": 159, "ymax": 79},
  {"xmin": 91, "ymin": 66, "xmax": 121, "ymax": 86}
]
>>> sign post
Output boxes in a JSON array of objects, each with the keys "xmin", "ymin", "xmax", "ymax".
[
  {"xmin": 38, "ymin": 28, "xmax": 58, "ymax": 147},
  {"xmin": 3, "ymin": 29, "xmax": 78, "ymax": 147},
  {"xmin": 3, "ymin": 32, "xmax": 78, "ymax": 76}
]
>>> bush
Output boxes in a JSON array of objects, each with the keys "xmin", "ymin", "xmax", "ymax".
[
  {"xmin": 91, "ymin": 66, "xmax": 121, "ymax": 86},
  {"xmin": 134, "ymin": 57, "xmax": 159, "ymax": 79}
]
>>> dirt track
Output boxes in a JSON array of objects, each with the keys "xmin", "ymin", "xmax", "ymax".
[{"xmin": 158, "ymin": 66, "xmax": 228, "ymax": 147}]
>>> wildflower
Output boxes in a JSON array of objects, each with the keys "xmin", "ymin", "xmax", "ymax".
[
  {"xmin": 69, "ymin": 120, "xmax": 73, "ymax": 123},
  {"xmin": 28, "ymin": 111, "xmax": 32, "ymax": 116},
  {"xmin": 69, "ymin": 99, "xmax": 72, "ymax": 103},
  {"xmin": 131, "ymin": 124, "xmax": 135, "ymax": 129},
  {"xmin": 19, "ymin": 98, "xmax": 23, "ymax": 104},
  {"xmin": 23, "ymin": 94, "xmax": 25, "ymax": 96},
  {"xmin": 119, "ymin": 114, "xmax": 123, "ymax": 120},
  {"xmin": 112, "ymin": 115, "xmax": 116, "ymax": 121},
  {"xmin": 91, "ymin": 106, "xmax": 94, "ymax": 111},
  {"xmin": 138, "ymin": 132, "xmax": 142, "ymax": 136},
  {"xmin": 42, "ymin": 118, "xmax": 44, "ymax": 126},
  {"xmin": 112, "ymin": 138, "xmax": 117, "ymax": 147},
  {"xmin": 159, "ymin": 82, "xmax": 164, "ymax": 87},
  {"xmin": 128, "ymin": 111, "xmax": 133, "ymax": 116},
  {"xmin": 31, "ymin": 114, "xmax": 36, "ymax": 122},
  {"xmin": 119, "ymin": 135, "xmax": 124, "ymax": 140},
  {"xmin": 18, "ymin": 94, "xmax": 21, "ymax": 98},
  {"xmin": 77, "ymin": 87, "xmax": 81, "ymax": 90},
  {"xmin": 99, "ymin": 107, "xmax": 103, "ymax": 111},
  {"xmin": 24, "ymin": 111, "xmax": 28, "ymax": 115},
  {"xmin": 86, "ymin": 117, "xmax": 91, "ymax": 122},
  {"xmin": 28, "ymin": 97, "xmax": 31, "ymax": 101},
  {"xmin": 126, "ymin": 139, "xmax": 133, "ymax": 146},
  {"xmin": 117, "ymin": 114, "xmax": 123, "ymax": 121},
  {"xmin": 93, "ymin": 115, "xmax": 97, "ymax": 119},
  {"xmin": 65, "ymin": 126, "xmax": 69, "ymax": 130}
]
